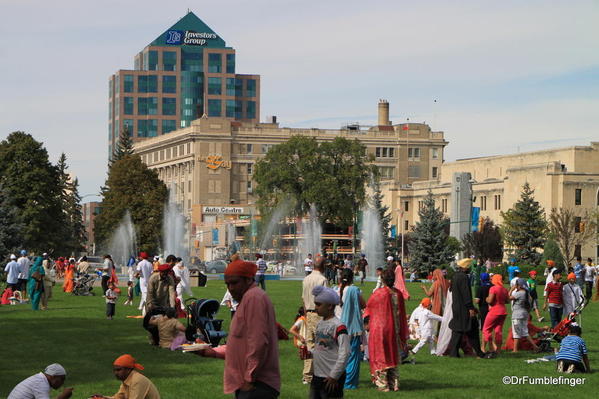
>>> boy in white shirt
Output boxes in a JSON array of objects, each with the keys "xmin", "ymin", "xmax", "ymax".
[
  {"xmin": 411, "ymin": 298, "xmax": 443, "ymax": 355},
  {"xmin": 105, "ymin": 282, "xmax": 118, "ymax": 320}
]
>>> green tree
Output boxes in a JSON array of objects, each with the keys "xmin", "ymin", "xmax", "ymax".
[
  {"xmin": 0, "ymin": 183, "xmax": 24, "ymax": 259},
  {"xmin": 540, "ymin": 238, "xmax": 565, "ymax": 270},
  {"xmin": 55, "ymin": 153, "xmax": 86, "ymax": 255},
  {"xmin": 253, "ymin": 136, "xmax": 372, "ymax": 228},
  {"xmin": 369, "ymin": 174, "xmax": 392, "ymax": 252},
  {"xmin": 112, "ymin": 125, "xmax": 134, "ymax": 163},
  {"xmin": 501, "ymin": 182, "xmax": 548, "ymax": 265},
  {"xmin": 408, "ymin": 191, "xmax": 454, "ymax": 272},
  {"xmin": 94, "ymin": 155, "xmax": 168, "ymax": 254},
  {"xmin": 462, "ymin": 217, "xmax": 503, "ymax": 261},
  {"xmin": 549, "ymin": 207, "xmax": 597, "ymax": 266},
  {"xmin": 0, "ymin": 132, "xmax": 64, "ymax": 253}
]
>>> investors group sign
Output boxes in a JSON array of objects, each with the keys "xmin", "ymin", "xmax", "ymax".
[{"xmin": 165, "ymin": 30, "xmax": 218, "ymax": 46}]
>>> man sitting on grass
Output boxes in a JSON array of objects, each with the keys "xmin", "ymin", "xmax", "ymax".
[
  {"xmin": 94, "ymin": 354, "xmax": 160, "ymax": 399},
  {"xmin": 8, "ymin": 363, "xmax": 73, "ymax": 399},
  {"xmin": 556, "ymin": 324, "xmax": 591, "ymax": 374}
]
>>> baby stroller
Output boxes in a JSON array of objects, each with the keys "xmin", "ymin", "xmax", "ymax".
[
  {"xmin": 185, "ymin": 298, "xmax": 227, "ymax": 347},
  {"xmin": 72, "ymin": 273, "xmax": 98, "ymax": 296},
  {"xmin": 537, "ymin": 300, "xmax": 587, "ymax": 352}
]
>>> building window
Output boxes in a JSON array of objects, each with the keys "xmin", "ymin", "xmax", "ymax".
[
  {"xmin": 162, "ymin": 98, "xmax": 176, "ymax": 115},
  {"xmin": 226, "ymin": 78, "xmax": 236, "ymax": 96},
  {"xmin": 163, "ymin": 51, "xmax": 177, "ymax": 71},
  {"xmin": 379, "ymin": 166, "xmax": 394, "ymax": 179},
  {"xmin": 245, "ymin": 144, "xmax": 253, "ymax": 154},
  {"xmin": 432, "ymin": 148, "xmax": 439, "ymax": 159},
  {"xmin": 261, "ymin": 144, "xmax": 273, "ymax": 153},
  {"xmin": 226, "ymin": 53, "xmax": 235, "ymax": 74},
  {"xmin": 226, "ymin": 99, "xmax": 236, "ymax": 118},
  {"xmin": 246, "ymin": 101, "xmax": 256, "ymax": 119},
  {"xmin": 138, "ymin": 98, "xmax": 148, "ymax": 115},
  {"xmin": 408, "ymin": 165, "xmax": 420, "ymax": 178},
  {"xmin": 208, "ymin": 53, "xmax": 222, "ymax": 73},
  {"xmin": 441, "ymin": 198, "xmax": 448, "ymax": 213},
  {"xmin": 494, "ymin": 194, "xmax": 501, "ymax": 210},
  {"xmin": 235, "ymin": 79, "xmax": 243, "ymax": 96},
  {"xmin": 162, "ymin": 119, "xmax": 176, "ymax": 134},
  {"xmin": 123, "ymin": 119, "xmax": 134, "ymax": 136},
  {"xmin": 432, "ymin": 167, "xmax": 438, "ymax": 178},
  {"xmin": 208, "ymin": 77, "xmax": 222, "ymax": 95},
  {"xmin": 162, "ymin": 75, "xmax": 176, "ymax": 93},
  {"xmin": 138, "ymin": 120, "xmax": 147, "ymax": 137},
  {"xmin": 246, "ymin": 79, "xmax": 256, "ymax": 97},
  {"xmin": 404, "ymin": 201, "xmax": 409, "ymax": 212},
  {"xmin": 208, "ymin": 99, "xmax": 221, "ymax": 117},
  {"xmin": 575, "ymin": 217, "xmax": 582, "ymax": 233},
  {"xmin": 574, "ymin": 245, "xmax": 582, "ymax": 258},
  {"xmin": 147, "ymin": 50, "xmax": 158, "ymax": 71},
  {"xmin": 247, "ymin": 164, "xmax": 253, "ymax": 175},
  {"xmin": 404, "ymin": 220, "xmax": 409, "ymax": 231},
  {"xmin": 124, "ymin": 75, "xmax": 134, "ymax": 92},
  {"xmin": 575, "ymin": 188, "xmax": 582, "ymax": 205},
  {"xmin": 375, "ymin": 147, "xmax": 395, "ymax": 158},
  {"xmin": 247, "ymin": 180, "xmax": 253, "ymax": 194},
  {"xmin": 408, "ymin": 147, "xmax": 421, "ymax": 160},
  {"xmin": 480, "ymin": 196, "xmax": 487, "ymax": 211},
  {"xmin": 124, "ymin": 97, "xmax": 134, "ymax": 115}
]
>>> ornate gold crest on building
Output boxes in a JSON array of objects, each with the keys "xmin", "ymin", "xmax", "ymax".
[{"xmin": 198, "ymin": 155, "xmax": 231, "ymax": 170}]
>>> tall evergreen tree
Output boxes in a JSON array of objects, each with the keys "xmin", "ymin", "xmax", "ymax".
[
  {"xmin": 94, "ymin": 155, "xmax": 168, "ymax": 254},
  {"xmin": 0, "ymin": 182, "xmax": 24, "ymax": 259},
  {"xmin": 408, "ymin": 190, "xmax": 454, "ymax": 272},
  {"xmin": 112, "ymin": 125, "xmax": 134, "ymax": 163},
  {"xmin": 501, "ymin": 182, "xmax": 547, "ymax": 265},
  {"xmin": 66, "ymin": 177, "xmax": 86, "ymax": 254},
  {"xmin": 0, "ymin": 132, "xmax": 64, "ymax": 253},
  {"xmin": 370, "ymin": 175, "xmax": 392, "ymax": 252}
]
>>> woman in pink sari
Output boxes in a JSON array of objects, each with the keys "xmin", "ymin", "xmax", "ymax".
[
  {"xmin": 365, "ymin": 269, "xmax": 409, "ymax": 392},
  {"xmin": 393, "ymin": 261, "xmax": 410, "ymax": 300}
]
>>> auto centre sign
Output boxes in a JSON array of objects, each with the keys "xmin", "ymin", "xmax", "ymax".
[
  {"xmin": 203, "ymin": 206, "xmax": 247, "ymax": 215},
  {"xmin": 166, "ymin": 30, "xmax": 217, "ymax": 46}
]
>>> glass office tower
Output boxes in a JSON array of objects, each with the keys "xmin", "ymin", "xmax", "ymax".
[{"xmin": 108, "ymin": 11, "xmax": 260, "ymax": 157}]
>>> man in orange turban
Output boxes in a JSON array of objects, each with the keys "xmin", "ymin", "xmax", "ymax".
[
  {"xmin": 563, "ymin": 272, "xmax": 584, "ymax": 317},
  {"xmin": 93, "ymin": 354, "xmax": 160, "ymax": 399}
]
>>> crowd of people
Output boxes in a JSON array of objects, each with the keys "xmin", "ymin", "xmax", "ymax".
[{"xmin": 4, "ymin": 251, "xmax": 597, "ymax": 398}]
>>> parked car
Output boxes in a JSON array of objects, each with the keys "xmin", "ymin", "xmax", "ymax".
[{"xmin": 205, "ymin": 260, "xmax": 227, "ymax": 274}]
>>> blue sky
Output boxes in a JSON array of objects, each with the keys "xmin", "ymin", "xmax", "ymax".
[{"xmin": 1, "ymin": 0, "xmax": 598, "ymax": 199}]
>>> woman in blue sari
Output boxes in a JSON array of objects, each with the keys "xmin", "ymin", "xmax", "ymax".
[
  {"xmin": 27, "ymin": 256, "xmax": 45, "ymax": 310},
  {"xmin": 339, "ymin": 269, "xmax": 366, "ymax": 389}
]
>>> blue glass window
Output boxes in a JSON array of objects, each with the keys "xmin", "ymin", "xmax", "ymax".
[
  {"xmin": 138, "ymin": 76, "xmax": 147, "ymax": 93},
  {"xmin": 235, "ymin": 100, "xmax": 242, "ymax": 119},
  {"xmin": 235, "ymin": 79, "xmax": 243, "ymax": 97},
  {"xmin": 226, "ymin": 78, "xmax": 236, "ymax": 96},
  {"xmin": 208, "ymin": 53, "xmax": 221, "ymax": 73},
  {"xmin": 226, "ymin": 100, "xmax": 236, "ymax": 118},
  {"xmin": 162, "ymin": 119, "xmax": 177, "ymax": 134},
  {"xmin": 148, "ymin": 120, "xmax": 157, "ymax": 137},
  {"xmin": 138, "ymin": 120, "xmax": 147, "ymax": 137},
  {"xmin": 226, "ymin": 53, "xmax": 235, "ymax": 74},
  {"xmin": 208, "ymin": 77, "xmax": 222, "ymax": 95},
  {"xmin": 124, "ymin": 97, "xmax": 134, "ymax": 115},
  {"xmin": 208, "ymin": 99, "xmax": 221, "ymax": 117},
  {"xmin": 182, "ymin": 50, "xmax": 202, "ymax": 72},
  {"xmin": 246, "ymin": 100, "xmax": 256, "ymax": 119},
  {"xmin": 246, "ymin": 79, "xmax": 256, "ymax": 97},
  {"xmin": 163, "ymin": 51, "xmax": 177, "ymax": 71},
  {"xmin": 162, "ymin": 75, "xmax": 176, "ymax": 93},
  {"xmin": 123, "ymin": 119, "xmax": 134, "ymax": 136},
  {"xmin": 124, "ymin": 75, "xmax": 133, "ymax": 92},
  {"xmin": 162, "ymin": 98, "xmax": 176, "ymax": 115},
  {"xmin": 148, "ymin": 51, "xmax": 158, "ymax": 71},
  {"xmin": 148, "ymin": 76, "xmax": 157, "ymax": 93},
  {"xmin": 148, "ymin": 97, "xmax": 157, "ymax": 115},
  {"xmin": 138, "ymin": 98, "xmax": 148, "ymax": 115}
]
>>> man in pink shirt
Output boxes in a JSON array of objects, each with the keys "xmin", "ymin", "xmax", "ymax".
[{"xmin": 201, "ymin": 258, "xmax": 280, "ymax": 398}]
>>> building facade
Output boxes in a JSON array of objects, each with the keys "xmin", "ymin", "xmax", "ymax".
[
  {"xmin": 383, "ymin": 142, "xmax": 599, "ymax": 262},
  {"xmin": 108, "ymin": 12, "xmax": 260, "ymax": 158},
  {"xmin": 132, "ymin": 101, "xmax": 447, "ymax": 260},
  {"xmin": 82, "ymin": 201, "xmax": 101, "ymax": 255}
]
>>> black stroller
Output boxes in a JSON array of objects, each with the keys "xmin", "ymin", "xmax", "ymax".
[
  {"xmin": 185, "ymin": 298, "xmax": 227, "ymax": 347},
  {"xmin": 72, "ymin": 273, "xmax": 98, "ymax": 296}
]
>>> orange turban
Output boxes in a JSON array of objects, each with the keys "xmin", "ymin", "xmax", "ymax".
[
  {"xmin": 546, "ymin": 260, "xmax": 555, "ymax": 267},
  {"xmin": 420, "ymin": 297, "xmax": 431, "ymax": 307},
  {"xmin": 567, "ymin": 273, "xmax": 576, "ymax": 280},
  {"xmin": 491, "ymin": 274, "xmax": 503, "ymax": 286},
  {"xmin": 114, "ymin": 354, "xmax": 144, "ymax": 370},
  {"xmin": 225, "ymin": 259, "xmax": 257, "ymax": 278}
]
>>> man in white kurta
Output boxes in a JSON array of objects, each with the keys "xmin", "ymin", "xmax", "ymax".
[
  {"xmin": 136, "ymin": 252, "xmax": 154, "ymax": 315},
  {"xmin": 411, "ymin": 298, "xmax": 443, "ymax": 354},
  {"xmin": 563, "ymin": 273, "xmax": 584, "ymax": 316},
  {"xmin": 173, "ymin": 261, "xmax": 192, "ymax": 309}
]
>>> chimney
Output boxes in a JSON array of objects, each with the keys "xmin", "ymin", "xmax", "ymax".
[{"xmin": 378, "ymin": 99, "xmax": 391, "ymax": 126}]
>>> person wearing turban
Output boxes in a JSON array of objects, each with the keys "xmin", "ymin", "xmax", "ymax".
[
  {"xmin": 543, "ymin": 269, "xmax": 564, "ymax": 328},
  {"xmin": 8, "ymin": 363, "xmax": 72, "ymax": 399},
  {"xmin": 411, "ymin": 297, "xmax": 443, "ymax": 356},
  {"xmin": 563, "ymin": 272, "xmax": 584, "ymax": 318},
  {"xmin": 93, "ymin": 354, "xmax": 160, "ymax": 399},
  {"xmin": 481, "ymin": 273, "xmax": 509, "ymax": 357},
  {"xmin": 199, "ymin": 258, "xmax": 280, "ymax": 398},
  {"xmin": 145, "ymin": 259, "xmax": 176, "ymax": 313}
]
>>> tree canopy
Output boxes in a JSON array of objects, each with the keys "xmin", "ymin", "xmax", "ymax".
[
  {"xmin": 549, "ymin": 207, "xmax": 597, "ymax": 266},
  {"xmin": 462, "ymin": 217, "xmax": 503, "ymax": 261},
  {"xmin": 112, "ymin": 125, "xmax": 134, "ymax": 163}
]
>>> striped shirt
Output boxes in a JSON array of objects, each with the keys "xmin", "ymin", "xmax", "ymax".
[
  {"xmin": 8, "ymin": 372, "xmax": 51, "ymax": 399},
  {"xmin": 545, "ymin": 281, "xmax": 563, "ymax": 306},
  {"xmin": 256, "ymin": 259, "xmax": 267, "ymax": 276},
  {"xmin": 556, "ymin": 335, "xmax": 587, "ymax": 363}
]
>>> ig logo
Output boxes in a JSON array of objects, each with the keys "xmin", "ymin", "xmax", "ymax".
[{"xmin": 166, "ymin": 30, "xmax": 183, "ymax": 45}]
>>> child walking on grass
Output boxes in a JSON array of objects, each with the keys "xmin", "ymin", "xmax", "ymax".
[
  {"xmin": 123, "ymin": 281, "xmax": 133, "ymax": 306},
  {"xmin": 301, "ymin": 286, "xmax": 350, "ymax": 398},
  {"xmin": 410, "ymin": 298, "xmax": 443, "ymax": 355},
  {"xmin": 105, "ymin": 282, "xmax": 118, "ymax": 320}
]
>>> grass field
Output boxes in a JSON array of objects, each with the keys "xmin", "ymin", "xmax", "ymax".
[{"xmin": 1, "ymin": 279, "xmax": 597, "ymax": 398}]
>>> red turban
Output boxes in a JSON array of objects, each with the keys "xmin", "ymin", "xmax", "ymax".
[
  {"xmin": 225, "ymin": 259, "xmax": 257, "ymax": 278},
  {"xmin": 139, "ymin": 252, "xmax": 148, "ymax": 259},
  {"xmin": 113, "ymin": 354, "xmax": 144, "ymax": 370},
  {"xmin": 157, "ymin": 264, "xmax": 172, "ymax": 272},
  {"xmin": 546, "ymin": 260, "xmax": 555, "ymax": 267}
]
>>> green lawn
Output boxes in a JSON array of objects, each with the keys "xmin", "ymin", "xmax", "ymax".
[{"xmin": 1, "ymin": 280, "xmax": 597, "ymax": 398}]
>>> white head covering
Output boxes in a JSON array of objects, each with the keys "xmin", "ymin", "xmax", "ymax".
[
  {"xmin": 44, "ymin": 363, "xmax": 67, "ymax": 376},
  {"xmin": 10, "ymin": 254, "xmax": 16, "ymax": 260},
  {"xmin": 386, "ymin": 256, "xmax": 394, "ymax": 261}
]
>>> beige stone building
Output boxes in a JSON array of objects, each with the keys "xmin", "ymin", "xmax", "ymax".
[
  {"xmin": 132, "ymin": 101, "xmax": 447, "ymax": 259},
  {"xmin": 383, "ymin": 142, "xmax": 599, "ymax": 262}
]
